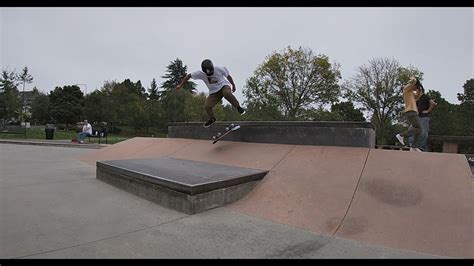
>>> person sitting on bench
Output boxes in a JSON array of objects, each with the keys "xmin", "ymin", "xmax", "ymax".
[{"xmin": 78, "ymin": 119, "xmax": 92, "ymax": 144}]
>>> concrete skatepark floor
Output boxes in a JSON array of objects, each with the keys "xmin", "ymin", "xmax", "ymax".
[{"xmin": 0, "ymin": 143, "xmax": 451, "ymax": 259}]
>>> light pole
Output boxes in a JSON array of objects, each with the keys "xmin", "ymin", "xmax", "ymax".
[{"xmin": 74, "ymin": 84, "xmax": 88, "ymax": 95}]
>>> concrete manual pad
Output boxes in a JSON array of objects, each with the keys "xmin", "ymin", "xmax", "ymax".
[
  {"xmin": 97, "ymin": 157, "xmax": 267, "ymax": 195},
  {"xmin": 96, "ymin": 158, "xmax": 268, "ymax": 214}
]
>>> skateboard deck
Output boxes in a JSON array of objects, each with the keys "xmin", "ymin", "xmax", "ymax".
[{"xmin": 212, "ymin": 123, "xmax": 241, "ymax": 144}]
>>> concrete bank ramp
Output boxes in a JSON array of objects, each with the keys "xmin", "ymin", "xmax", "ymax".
[
  {"xmin": 78, "ymin": 137, "xmax": 473, "ymax": 258},
  {"xmin": 334, "ymin": 149, "xmax": 473, "ymax": 258}
]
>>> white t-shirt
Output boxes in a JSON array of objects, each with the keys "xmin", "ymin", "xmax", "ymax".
[
  {"xmin": 190, "ymin": 66, "xmax": 232, "ymax": 94},
  {"xmin": 83, "ymin": 123, "xmax": 92, "ymax": 135}
]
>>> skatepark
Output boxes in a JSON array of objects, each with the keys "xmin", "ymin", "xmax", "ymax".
[{"xmin": 0, "ymin": 121, "xmax": 472, "ymax": 258}]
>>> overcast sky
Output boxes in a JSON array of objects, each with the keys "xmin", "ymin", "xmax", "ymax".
[{"xmin": 1, "ymin": 7, "xmax": 472, "ymax": 105}]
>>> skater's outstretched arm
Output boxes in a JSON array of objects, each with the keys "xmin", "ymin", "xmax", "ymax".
[{"xmin": 176, "ymin": 74, "xmax": 192, "ymax": 91}]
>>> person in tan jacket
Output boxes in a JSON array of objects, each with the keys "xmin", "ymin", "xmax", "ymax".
[{"xmin": 396, "ymin": 76, "xmax": 423, "ymax": 152}]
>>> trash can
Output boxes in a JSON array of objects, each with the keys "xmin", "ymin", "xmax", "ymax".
[{"xmin": 45, "ymin": 124, "xmax": 55, "ymax": 140}]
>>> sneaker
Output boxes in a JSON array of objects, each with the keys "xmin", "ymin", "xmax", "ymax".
[
  {"xmin": 410, "ymin": 147, "xmax": 422, "ymax": 152},
  {"xmin": 237, "ymin": 106, "xmax": 246, "ymax": 115},
  {"xmin": 203, "ymin": 117, "xmax": 216, "ymax": 128},
  {"xmin": 395, "ymin": 134, "xmax": 405, "ymax": 146},
  {"xmin": 79, "ymin": 140, "xmax": 84, "ymax": 144}
]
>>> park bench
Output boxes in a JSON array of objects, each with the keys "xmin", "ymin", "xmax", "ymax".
[
  {"xmin": 0, "ymin": 125, "xmax": 26, "ymax": 138},
  {"xmin": 87, "ymin": 128, "xmax": 108, "ymax": 144}
]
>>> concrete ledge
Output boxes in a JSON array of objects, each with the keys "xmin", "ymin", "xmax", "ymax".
[
  {"xmin": 96, "ymin": 158, "xmax": 267, "ymax": 214},
  {"xmin": 168, "ymin": 121, "xmax": 375, "ymax": 148}
]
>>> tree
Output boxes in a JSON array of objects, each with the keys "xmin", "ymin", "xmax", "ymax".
[
  {"xmin": 30, "ymin": 92, "xmax": 50, "ymax": 124},
  {"xmin": 343, "ymin": 58, "xmax": 423, "ymax": 145},
  {"xmin": 425, "ymin": 90, "xmax": 458, "ymax": 135},
  {"xmin": 457, "ymin": 79, "xmax": 474, "ymax": 104},
  {"xmin": 182, "ymin": 92, "xmax": 207, "ymax": 122},
  {"xmin": 96, "ymin": 81, "xmax": 119, "ymax": 130},
  {"xmin": 0, "ymin": 69, "xmax": 19, "ymax": 92},
  {"xmin": 161, "ymin": 89, "xmax": 189, "ymax": 122},
  {"xmin": 455, "ymin": 79, "xmax": 474, "ymax": 136},
  {"xmin": 425, "ymin": 87, "xmax": 473, "ymax": 153},
  {"xmin": 49, "ymin": 85, "xmax": 84, "ymax": 129},
  {"xmin": 243, "ymin": 101, "xmax": 284, "ymax": 121},
  {"xmin": 144, "ymin": 78, "xmax": 164, "ymax": 132},
  {"xmin": 144, "ymin": 94, "xmax": 166, "ymax": 132},
  {"xmin": 300, "ymin": 106, "xmax": 343, "ymax": 121},
  {"xmin": 160, "ymin": 58, "xmax": 198, "ymax": 123},
  {"xmin": 128, "ymin": 101, "xmax": 148, "ymax": 130},
  {"xmin": 0, "ymin": 69, "xmax": 20, "ymax": 121},
  {"xmin": 83, "ymin": 90, "xmax": 109, "ymax": 124},
  {"xmin": 17, "ymin": 67, "xmax": 33, "ymax": 117},
  {"xmin": 330, "ymin": 101, "xmax": 366, "ymax": 122},
  {"xmin": 160, "ymin": 58, "xmax": 197, "ymax": 95},
  {"xmin": 123, "ymin": 79, "xmax": 147, "ymax": 100},
  {"xmin": 109, "ymin": 82, "xmax": 141, "ymax": 125},
  {"xmin": 90, "ymin": 79, "xmax": 150, "ymax": 132},
  {"xmin": 244, "ymin": 46, "xmax": 341, "ymax": 120},
  {"xmin": 221, "ymin": 104, "xmax": 243, "ymax": 122},
  {"xmin": 148, "ymin": 78, "xmax": 159, "ymax": 100}
]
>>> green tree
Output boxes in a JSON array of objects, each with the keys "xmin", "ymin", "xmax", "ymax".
[
  {"xmin": 183, "ymin": 92, "xmax": 208, "ymax": 122},
  {"xmin": 30, "ymin": 92, "xmax": 50, "ymax": 124},
  {"xmin": 330, "ymin": 101, "xmax": 366, "ymax": 121},
  {"xmin": 0, "ymin": 69, "xmax": 19, "ymax": 92},
  {"xmin": 145, "ymin": 95, "xmax": 166, "ymax": 132},
  {"xmin": 123, "ymin": 79, "xmax": 147, "ymax": 100},
  {"xmin": 17, "ymin": 67, "xmax": 33, "ymax": 117},
  {"xmin": 243, "ymin": 101, "xmax": 284, "ymax": 121},
  {"xmin": 148, "ymin": 78, "xmax": 160, "ymax": 100},
  {"xmin": 423, "ymin": 90, "xmax": 460, "ymax": 152},
  {"xmin": 457, "ymin": 78, "xmax": 474, "ymax": 104},
  {"xmin": 244, "ymin": 46, "xmax": 341, "ymax": 120},
  {"xmin": 83, "ymin": 90, "xmax": 109, "ymax": 124},
  {"xmin": 144, "ymin": 78, "xmax": 164, "ymax": 132},
  {"xmin": 97, "ymin": 81, "xmax": 119, "ymax": 130},
  {"xmin": 300, "ymin": 106, "xmax": 343, "ymax": 121},
  {"xmin": 344, "ymin": 58, "xmax": 423, "ymax": 145},
  {"xmin": 128, "ymin": 100, "xmax": 148, "ymax": 130},
  {"xmin": 426, "ymin": 90, "xmax": 457, "ymax": 136},
  {"xmin": 221, "ymin": 104, "xmax": 243, "ymax": 121},
  {"xmin": 160, "ymin": 59, "xmax": 198, "ymax": 123},
  {"xmin": 0, "ymin": 69, "xmax": 20, "ymax": 121},
  {"xmin": 90, "ymin": 79, "xmax": 149, "ymax": 132},
  {"xmin": 160, "ymin": 58, "xmax": 197, "ymax": 95},
  {"xmin": 161, "ymin": 89, "xmax": 189, "ymax": 122},
  {"xmin": 110, "ymin": 82, "xmax": 141, "ymax": 125},
  {"xmin": 49, "ymin": 85, "xmax": 84, "ymax": 129},
  {"xmin": 455, "ymin": 79, "xmax": 474, "ymax": 136}
]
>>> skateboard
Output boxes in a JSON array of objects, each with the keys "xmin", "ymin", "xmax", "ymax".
[{"xmin": 212, "ymin": 123, "xmax": 241, "ymax": 144}]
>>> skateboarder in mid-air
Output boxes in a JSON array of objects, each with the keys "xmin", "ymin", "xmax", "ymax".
[{"xmin": 175, "ymin": 59, "xmax": 246, "ymax": 128}]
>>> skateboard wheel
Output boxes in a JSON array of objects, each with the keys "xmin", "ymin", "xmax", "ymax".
[
  {"xmin": 212, "ymin": 136, "xmax": 217, "ymax": 140},
  {"xmin": 229, "ymin": 123, "xmax": 234, "ymax": 128},
  {"xmin": 225, "ymin": 127, "xmax": 229, "ymax": 131},
  {"xmin": 217, "ymin": 133, "xmax": 222, "ymax": 137}
]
